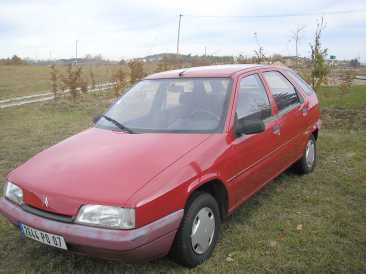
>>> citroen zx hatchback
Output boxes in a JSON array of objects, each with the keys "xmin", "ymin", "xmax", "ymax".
[{"xmin": 0, "ymin": 65, "xmax": 320, "ymax": 267}]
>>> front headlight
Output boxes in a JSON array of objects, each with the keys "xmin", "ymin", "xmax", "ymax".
[
  {"xmin": 75, "ymin": 205, "xmax": 135, "ymax": 229},
  {"xmin": 4, "ymin": 181, "xmax": 23, "ymax": 205}
]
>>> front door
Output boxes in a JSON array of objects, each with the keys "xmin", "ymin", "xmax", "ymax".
[{"xmin": 228, "ymin": 73, "xmax": 283, "ymax": 207}]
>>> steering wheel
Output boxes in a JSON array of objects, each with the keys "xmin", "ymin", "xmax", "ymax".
[{"xmin": 188, "ymin": 110, "xmax": 220, "ymax": 121}]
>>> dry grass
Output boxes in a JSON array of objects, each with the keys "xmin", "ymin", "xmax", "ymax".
[{"xmin": 0, "ymin": 64, "xmax": 119, "ymax": 100}]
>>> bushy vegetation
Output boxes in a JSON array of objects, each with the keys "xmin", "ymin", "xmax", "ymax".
[
  {"xmin": 0, "ymin": 55, "xmax": 26, "ymax": 65},
  {"xmin": 338, "ymin": 69, "xmax": 356, "ymax": 94},
  {"xmin": 350, "ymin": 58, "xmax": 361, "ymax": 68},
  {"xmin": 128, "ymin": 59, "xmax": 144, "ymax": 84},
  {"xmin": 0, "ymin": 64, "xmax": 118, "ymax": 100},
  {"xmin": 60, "ymin": 65, "xmax": 84, "ymax": 101}
]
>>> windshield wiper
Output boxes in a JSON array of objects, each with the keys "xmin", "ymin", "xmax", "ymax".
[{"xmin": 101, "ymin": 115, "xmax": 134, "ymax": 134}]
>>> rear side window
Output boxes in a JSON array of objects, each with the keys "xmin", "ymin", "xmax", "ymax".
[
  {"xmin": 236, "ymin": 74, "xmax": 271, "ymax": 120},
  {"xmin": 286, "ymin": 70, "xmax": 315, "ymax": 95},
  {"xmin": 263, "ymin": 71, "xmax": 299, "ymax": 111}
]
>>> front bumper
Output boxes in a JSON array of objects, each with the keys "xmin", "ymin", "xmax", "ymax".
[{"xmin": 0, "ymin": 198, "xmax": 183, "ymax": 262}]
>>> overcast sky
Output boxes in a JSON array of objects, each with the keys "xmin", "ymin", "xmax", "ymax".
[{"xmin": 1, "ymin": 0, "xmax": 365, "ymax": 62}]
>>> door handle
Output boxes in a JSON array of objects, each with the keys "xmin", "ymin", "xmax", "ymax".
[
  {"xmin": 301, "ymin": 107, "xmax": 309, "ymax": 116},
  {"xmin": 272, "ymin": 124, "xmax": 281, "ymax": 135}
]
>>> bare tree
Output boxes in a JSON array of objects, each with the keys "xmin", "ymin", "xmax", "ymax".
[
  {"xmin": 310, "ymin": 17, "xmax": 329, "ymax": 92},
  {"xmin": 253, "ymin": 32, "xmax": 266, "ymax": 63}
]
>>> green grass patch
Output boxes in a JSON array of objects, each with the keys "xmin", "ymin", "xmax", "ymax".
[
  {"xmin": 0, "ymin": 87, "xmax": 365, "ymax": 273},
  {"xmin": 318, "ymin": 85, "xmax": 366, "ymax": 109}
]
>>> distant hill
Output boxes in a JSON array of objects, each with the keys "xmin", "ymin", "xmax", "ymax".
[{"xmin": 139, "ymin": 53, "xmax": 235, "ymax": 66}]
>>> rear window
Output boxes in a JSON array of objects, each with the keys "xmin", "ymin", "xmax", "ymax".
[
  {"xmin": 263, "ymin": 71, "xmax": 300, "ymax": 111},
  {"xmin": 286, "ymin": 70, "xmax": 315, "ymax": 95}
]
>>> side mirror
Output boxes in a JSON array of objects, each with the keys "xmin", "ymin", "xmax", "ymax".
[
  {"xmin": 235, "ymin": 118, "xmax": 265, "ymax": 136},
  {"xmin": 93, "ymin": 115, "xmax": 101, "ymax": 124}
]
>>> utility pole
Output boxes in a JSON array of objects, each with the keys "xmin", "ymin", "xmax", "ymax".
[
  {"xmin": 204, "ymin": 46, "xmax": 207, "ymax": 56},
  {"xmin": 176, "ymin": 14, "xmax": 183, "ymax": 55},
  {"xmin": 75, "ymin": 40, "xmax": 78, "ymax": 65},
  {"xmin": 290, "ymin": 25, "xmax": 305, "ymax": 62}
]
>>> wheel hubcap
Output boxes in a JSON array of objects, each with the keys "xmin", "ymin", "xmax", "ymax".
[
  {"xmin": 305, "ymin": 139, "xmax": 315, "ymax": 168},
  {"xmin": 191, "ymin": 207, "xmax": 215, "ymax": 254}
]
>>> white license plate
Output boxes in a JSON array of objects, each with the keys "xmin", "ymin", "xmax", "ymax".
[{"xmin": 20, "ymin": 224, "xmax": 67, "ymax": 250}]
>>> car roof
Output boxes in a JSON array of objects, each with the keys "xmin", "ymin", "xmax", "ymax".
[{"xmin": 145, "ymin": 64, "xmax": 273, "ymax": 79}]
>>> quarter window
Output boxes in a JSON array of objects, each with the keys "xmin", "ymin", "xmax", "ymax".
[
  {"xmin": 236, "ymin": 74, "xmax": 271, "ymax": 120},
  {"xmin": 263, "ymin": 71, "xmax": 300, "ymax": 111},
  {"xmin": 286, "ymin": 70, "xmax": 315, "ymax": 95}
]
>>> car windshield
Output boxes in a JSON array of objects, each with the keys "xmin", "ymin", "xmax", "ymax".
[{"xmin": 96, "ymin": 78, "xmax": 232, "ymax": 133}]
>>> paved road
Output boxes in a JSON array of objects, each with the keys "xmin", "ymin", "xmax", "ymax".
[{"xmin": 355, "ymin": 75, "xmax": 366, "ymax": 80}]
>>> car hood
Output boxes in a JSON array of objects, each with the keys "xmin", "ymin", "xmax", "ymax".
[{"xmin": 8, "ymin": 128, "xmax": 210, "ymax": 216}]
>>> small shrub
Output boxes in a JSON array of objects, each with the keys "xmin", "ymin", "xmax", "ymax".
[
  {"xmin": 80, "ymin": 78, "xmax": 88, "ymax": 94},
  {"xmin": 339, "ymin": 70, "xmax": 355, "ymax": 94},
  {"xmin": 61, "ymin": 64, "xmax": 83, "ymax": 101},
  {"xmin": 350, "ymin": 59, "xmax": 360, "ymax": 68},
  {"xmin": 128, "ymin": 60, "xmax": 144, "ymax": 84},
  {"xmin": 112, "ymin": 66, "xmax": 128, "ymax": 97},
  {"xmin": 155, "ymin": 57, "xmax": 170, "ymax": 73},
  {"xmin": 89, "ymin": 67, "xmax": 96, "ymax": 89},
  {"xmin": 310, "ymin": 17, "xmax": 330, "ymax": 92},
  {"xmin": 8, "ymin": 55, "xmax": 25, "ymax": 65},
  {"xmin": 49, "ymin": 65, "xmax": 58, "ymax": 99}
]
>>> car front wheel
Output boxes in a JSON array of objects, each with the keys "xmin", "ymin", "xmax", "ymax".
[{"xmin": 170, "ymin": 192, "xmax": 220, "ymax": 268}]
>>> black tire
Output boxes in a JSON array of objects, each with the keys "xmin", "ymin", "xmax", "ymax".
[
  {"xmin": 293, "ymin": 134, "xmax": 317, "ymax": 174},
  {"xmin": 170, "ymin": 192, "xmax": 220, "ymax": 268}
]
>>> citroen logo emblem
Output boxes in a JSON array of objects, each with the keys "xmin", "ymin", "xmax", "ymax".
[{"xmin": 43, "ymin": 196, "xmax": 49, "ymax": 208}]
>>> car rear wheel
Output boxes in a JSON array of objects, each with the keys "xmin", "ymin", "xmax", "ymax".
[
  {"xmin": 294, "ymin": 134, "xmax": 317, "ymax": 174},
  {"xmin": 170, "ymin": 192, "xmax": 220, "ymax": 268}
]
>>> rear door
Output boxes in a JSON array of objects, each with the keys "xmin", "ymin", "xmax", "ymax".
[{"xmin": 261, "ymin": 70, "xmax": 308, "ymax": 168}]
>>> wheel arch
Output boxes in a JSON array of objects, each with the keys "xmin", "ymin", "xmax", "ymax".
[
  {"xmin": 186, "ymin": 178, "xmax": 229, "ymax": 221},
  {"xmin": 312, "ymin": 128, "xmax": 319, "ymax": 140}
]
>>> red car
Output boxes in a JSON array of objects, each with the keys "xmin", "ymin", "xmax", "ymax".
[{"xmin": 0, "ymin": 64, "xmax": 320, "ymax": 267}]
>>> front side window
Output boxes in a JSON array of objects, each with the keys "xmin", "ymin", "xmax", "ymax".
[
  {"xmin": 263, "ymin": 71, "xmax": 300, "ymax": 111},
  {"xmin": 236, "ymin": 74, "xmax": 271, "ymax": 121},
  {"xmin": 96, "ymin": 78, "xmax": 232, "ymax": 133}
]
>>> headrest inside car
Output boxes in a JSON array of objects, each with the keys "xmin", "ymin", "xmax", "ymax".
[{"xmin": 179, "ymin": 92, "xmax": 193, "ymax": 106}]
